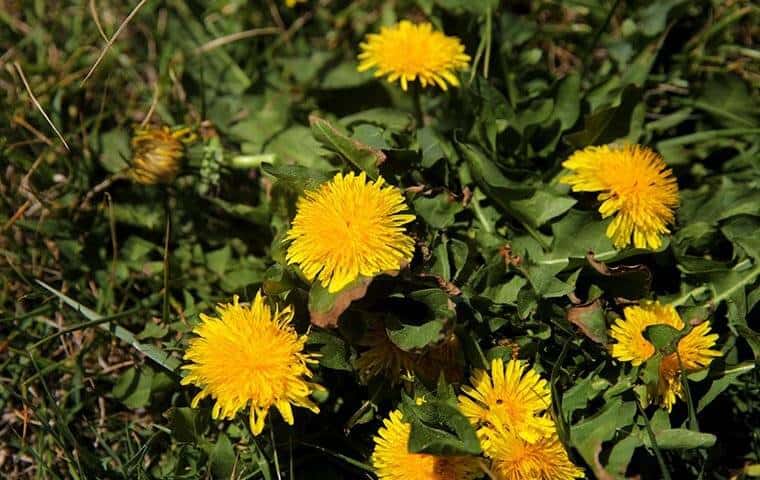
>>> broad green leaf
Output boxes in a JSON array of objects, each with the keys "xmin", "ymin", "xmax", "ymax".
[
  {"xmin": 262, "ymin": 163, "xmax": 336, "ymax": 194},
  {"xmin": 570, "ymin": 399, "xmax": 636, "ymax": 472},
  {"xmin": 414, "ymin": 194, "xmax": 464, "ymax": 230},
  {"xmin": 113, "ymin": 367, "xmax": 154, "ymax": 409},
  {"xmin": 168, "ymin": 407, "xmax": 209, "ymax": 443},
  {"xmin": 566, "ymin": 85, "xmax": 642, "ymax": 148},
  {"xmin": 98, "ymin": 128, "xmax": 130, "ymax": 173},
  {"xmin": 655, "ymin": 429, "xmax": 716, "ymax": 450},
  {"xmin": 308, "ymin": 331, "xmax": 353, "ymax": 371},
  {"xmin": 310, "ymin": 115, "xmax": 386, "ymax": 178},
  {"xmin": 386, "ymin": 320, "xmax": 444, "ymax": 351},
  {"xmin": 210, "ymin": 433, "xmax": 236, "ymax": 479},
  {"xmin": 644, "ymin": 324, "xmax": 683, "ymax": 352}
]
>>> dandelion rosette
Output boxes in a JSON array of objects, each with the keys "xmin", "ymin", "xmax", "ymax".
[
  {"xmin": 358, "ymin": 20, "xmax": 470, "ymax": 91},
  {"xmin": 130, "ymin": 126, "xmax": 194, "ymax": 185},
  {"xmin": 372, "ymin": 410, "xmax": 482, "ymax": 480},
  {"xmin": 181, "ymin": 292, "xmax": 321, "ymax": 435},
  {"xmin": 610, "ymin": 301, "xmax": 721, "ymax": 410},
  {"xmin": 285, "ymin": 171, "xmax": 415, "ymax": 293},
  {"xmin": 458, "ymin": 358, "xmax": 554, "ymax": 445},
  {"xmin": 561, "ymin": 144, "xmax": 679, "ymax": 250}
]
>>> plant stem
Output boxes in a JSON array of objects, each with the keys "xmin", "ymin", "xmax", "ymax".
[
  {"xmin": 583, "ymin": 0, "xmax": 623, "ymax": 70},
  {"xmin": 412, "ymin": 83, "xmax": 424, "ymax": 128}
]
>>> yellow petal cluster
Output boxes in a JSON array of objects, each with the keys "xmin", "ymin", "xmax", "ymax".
[
  {"xmin": 372, "ymin": 410, "xmax": 482, "ymax": 480},
  {"xmin": 458, "ymin": 358, "xmax": 583, "ymax": 480},
  {"xmin": 561, "ymin": 144, "xmax": 679, "ymax": 250},
  {"xmin": 610, "ymin": 301, "xmax": 721, "ymax": 410},
  {"xmin": 286, "ymin": 171, "xmax": 415, "ymax": 293},
  {"xmin": 458, "ymin": 358, "xmax": 554, "ymax": 444},
  {"xmin": 181, "ymin": 292, "xmax": 320, "ymax": 435},
  {"xmin": 358, "ymin": 21, "xmax": 470, "ymax": 91},
  {"xmin": 485, "ymin": 428, "xmax": 585, "ymax": 480}
]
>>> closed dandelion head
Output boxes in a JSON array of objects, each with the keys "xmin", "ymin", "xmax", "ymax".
[
  {"xmin": 285, "ymin": 171, "xmax": 415, "ymax": 293},
  {"xmin": 561, "ymin": 144, "xmax": 679, "ymax": 250},
  {"xmin": 181, "ymin": 292, "xmax": 321, "ymax": 435},
  {"xmin": 130, "ymin": 126, "xmax": 195, "ymax": 185},
  {"xmin": 372, "ymin": 410, "xmax": 482, "ymax": 480},
  {"xmin": 485, "ymin": 428, "xmax": 584, "ymax": 480},
  {"xmin": 610, "ymin": 301, "xmax": 721, "ymax": 410},
  {"xmin": 358, "ymin": 21, "xmax": 470, "ymax": 91},
  {"xmin": 458, "ymin": 358, "xmax": 554, "ymax": 444}
]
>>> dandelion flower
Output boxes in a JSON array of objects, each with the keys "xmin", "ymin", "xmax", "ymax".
[
  {"xmin": 561, "ymin": 144, "xmax": 679, "ymax": 250},
  {"xmin": 658, "ymin": 320, "xmax": 721, "ymax": 410},
  {"xmin": 357, "ymin": 323, "xmax": 463, "ymax": 385},
  {"xmin": 609, "ymin": 301, "xmax": 721, "ymax": 410},
  {"xmin": 285, "ymin": 0, "xmax": 305, "ymax": 6},
  {"xmin": 372, "ymin": 410, "xmax": 482, "ymax": 480},
  {"xmin": 458, "ymin": 358, "xmax": 554, "ymax": 444},
  {"xmin": 130, "ymin": 126, "xmax": 195, "ymax": 184},
  {"xmin": 181, "ymin": 292, "xmax": 321, "ymax": 435},
  {"xmin": 286, "ymin": 171, "xmax": 415, "ymax": 293},
  {"xmin": 485, "ymin": 428, "xmax": 584, "ymax": 480},
  {"xmin": 358, "ymin": 21, "xmax": 470, "ymax": 91}
]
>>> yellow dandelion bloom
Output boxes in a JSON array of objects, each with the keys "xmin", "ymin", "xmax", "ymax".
[
  {"xmin": 609, "ymin": 301, "xmax": 721, "ymax": 410},
  {"xmin": 285, "ymin": 0, "xmax": 305, "ymax": 6},
  {"xmin": 372, "ymin": 410, "xmax": 482, "ymax": 480},
  {"xmin": 610, "ymin": 301, "xmax": 682, "ymax": 366},
  {"xmin": 485, "ymin": 428, "xmax": 584, "ymax": 480},
  {"xmin": 458, "ymin": 358, "xmax": 554, "ymax": 444},
  {"xmin": 561, "ymin": 144, "xmax": 679, "ymax": 250},
  {"xmin": 357, "ymin": 323, "xmax": 463, "ymax": 385},
  {"xmin": 130, "ymin": 126, "xmax": 194, "ymax": 185},
  {"xmin": 658, "ymin": 321, "xmax": 721, "ymax": 411},
  {"xmin": 357, "ymin": 21, "xmax": 470, "ymax": 91},
  {"xmin": 285, "ymin": 171, "xmax": 415, "ymax": 293},
  {"xmin": 181, "ymin": 292, "xmax": 321, "ymax": 435}
]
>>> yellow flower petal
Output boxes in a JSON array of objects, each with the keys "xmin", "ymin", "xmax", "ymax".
[
  {"xmin": 458, "ymin": 358, "xmax": 554, "ymax": 444},
  {"xmin": 484, "ymin": 427, "xmax": 584, "ymax": 480},
  {"xmin": 182, "ymin": 292, "xmax": 320, "ymax": 435},
  {"xmin": 609, "ymin": 301, "xmax": 721, "ymax": 410},
  {"xmin": 285, "ymin": 171, "xmax": 415, "ymax": 293},
  {"xmin": 372, "ymin": 410, "xmax": 482, "ymax": 480},
  {"xmin": 561, "ymin": 145, "xmax": 679, "ymax": 250},
  {"xmin": 356, "ymin": 21, "xmax": 470, "ymax": 91}
]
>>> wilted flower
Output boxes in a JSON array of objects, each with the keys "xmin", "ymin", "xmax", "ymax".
[
  {"xmin": 130, "ymin": 125, "xmax": 195, "ymax": 185},
  {"xmin": 356, "ymin": 322, "xmax": 463, "ymax": 385}
]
